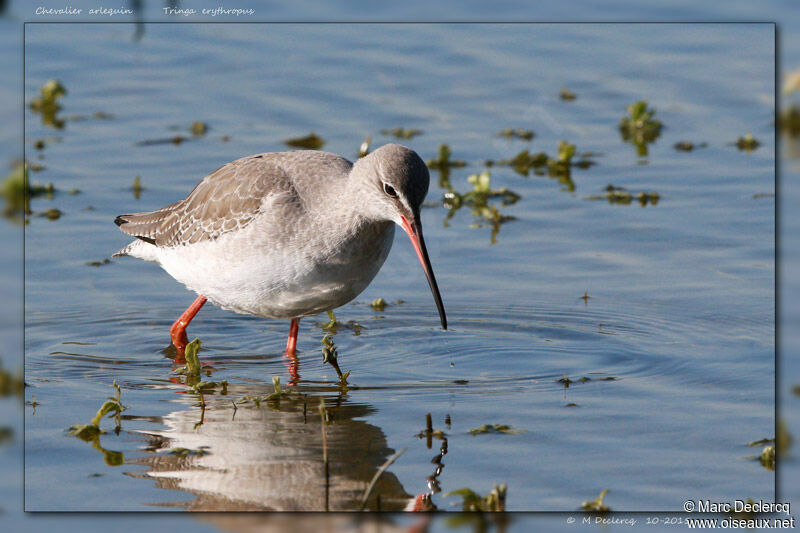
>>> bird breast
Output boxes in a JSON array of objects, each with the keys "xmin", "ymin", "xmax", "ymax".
[{"xmin": 156, "ymin": 216, "xmax": 396, "ymax": 319}]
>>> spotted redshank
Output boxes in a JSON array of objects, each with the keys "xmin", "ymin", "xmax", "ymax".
[{"xmin": 114, "ymin": 143, "xmax": 446, "ymax": 366}]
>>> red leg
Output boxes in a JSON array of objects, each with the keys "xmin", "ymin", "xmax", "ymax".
[
  {"xmin": 170, "ymin": 295, "xmax": 207, "ymax": 353},
  {"xmin": 285, "ymin": 318, "xmax": 300, "ymax": 356},
  {"xmin": 283, "ymin": 318, "xmax": 300, "ymax": 384}
]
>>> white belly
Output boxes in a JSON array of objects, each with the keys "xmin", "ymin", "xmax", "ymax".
[{"xmin": 149, "ymin": 221, "xmax": 395, "ymax": 319}]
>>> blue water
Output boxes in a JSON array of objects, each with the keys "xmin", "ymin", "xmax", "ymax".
[
  {"xmin": 3, "ymin": 2, "xmax": 797, "ymax": 529},
  {"xmin": 19, "ymin": 22, "xmax": 775, "ymax": 514}
]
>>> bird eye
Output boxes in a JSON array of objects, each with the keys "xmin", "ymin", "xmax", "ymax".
[{"xmin": 383, "ymin": 182, "xmax": 398, "ymax": 198}]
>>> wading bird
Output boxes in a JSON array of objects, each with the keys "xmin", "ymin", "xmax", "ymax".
[{"xmin": 114, "ymin": 144, "xmax": 446, "ymax": 372}]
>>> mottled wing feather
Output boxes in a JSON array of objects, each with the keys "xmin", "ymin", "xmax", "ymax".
[{"xmin": 116, "ymin": 155, "xmax": 298, "ymax": 247}]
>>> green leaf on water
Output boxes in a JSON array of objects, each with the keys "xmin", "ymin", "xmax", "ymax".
[
  {"xmin": 190, "ymin": 380, "xmax": 227, "ymax": 394},
  {"xmin": 285, "ymin": 132, "xmax": 325, "ymax": 150},
  {"xmin": 190, "ymin": 121, "xmax": 208, "ymax": 136},
  {"xmin": 426, "ymin": 144, "xmax": 467, "ymax": 170},
  {"xmin": 446, "ymin": 483, "xmax": 507, "ymax": 512},
  {"xmin": 184, "ymin": 338, "xmax": 201, "ymax": 376},
  {"xmin": 381, "ymin": 127, "xmax": 422, "ymax": 139},
  {"xmin": 559, "ymin": 87, "xmax": 577, "ymax": 101},
  {"xmin": 371, "ymin": 298, "xmax": 388, "ymax": 311},
  {"xmin": 585, "ymin": 184, "xmax": 660, "ymax": 207},
  {"xmin": 497, "ymin": 128, "xmax": 534, "ymax": 141},
  {"xmin": 168, "ymin": 447, "xmax": 209, "ymax": 457},
  {"xmin": 735, "ymin": 133, "xmax": 760, "ymax": 151},
  {"xmin": 30, "ymin": 79, "xmax": 67, "ymax": 129},
  {"xmin": 759, "ymin": 446, "xmax": 775, "ymax": 470},
  {"xmin": 468, "ymin": 423, "xmax": 525, "ymax": 436},
  {"xmin": 619, "ymin": 100, "xmax": 663, "ymax": 156},
  {"xmin": 557, "ymin": 141, "xmax": 575, "ymax": 163},
  {"xmin": 582, "ymin": 489, "xmax": 611, "ymax": 512}
]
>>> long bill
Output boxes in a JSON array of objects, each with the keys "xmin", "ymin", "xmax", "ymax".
[{"xmin": 400, "ymin": 216, "xmax": 447, "ymax": 330}]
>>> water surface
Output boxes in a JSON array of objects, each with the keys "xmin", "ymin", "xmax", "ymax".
[{"xmin": 23, "ymin": 23, "xmax": 774, "ymax": 511}]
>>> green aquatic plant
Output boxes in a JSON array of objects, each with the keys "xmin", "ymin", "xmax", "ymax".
[
  {"xmin": 497, "ymin": 128, "xmax": 534, "ymax": 141},
  {"xmin": 37, "ymin": 208, "xmax": 62, "ymax": 220},
  {"xmin": 780, "ymin": 105, "xmax": 800, "ymax": 137},
  {"xmin": 735, "ymin": 133, "xmax": 760, "ymax": 152},
  {"xmin": 499, "ymin": 141, "xmax": 591, "ymax": 190},
  {"xmin": 619, "ymin": 100, "xmax": 663, "ymax": 156},
  {"xmin": 446, "ymin": 483, "xmax": 507, "ymax": 512},
  {"xmin": 131, "ymin": 176, "xmax": 144, "ymax": 199},
  {"xmin": 416, "ymin": 412, "xmax": 447, "ymax": 441},
  {"xmin": 190, "ymin": 121, "xmax": 208, "ymax": 136},
  {"xmin": 581, "ymin": 489, "xmax": 611, "ymax": 512},
  {"xmin": 68, "ymin": 380, "xmax": 126, "ymax": 440},
  {"xmin": 284, "ymin": 132, "xmax": 325, "ymax": 149},
  {"xmin": 168, "ymin": 447, "xmax": 210, "ymax": 457},
  {"xmin": 559, "ymin": 87, "xmax": 577, "ymax": 101},
  {"xmin": 0, "ymin": 362, "xmax": 24, "ymax": 397},
  {"xmin": 500, "ymin": 149, "xmax": 548, "ymax": 176},
  {"xmin": 468, "ymin": 423, "xmax": 525, "ymax": 436},
  {"xmin": 2, "ymin": 161, "xmax": 57, "ymax": 218},
  {"xmin": 426, "ymin": 144, "xmax": 467, "ymax": 189},
  {"xmin": 759, "ymin": 445, "xmax": 775, "ymax": 471},
  {"xmin": 173, "ymin": 338, "xmax": 202, "ymax": 377},
  {"xmin": 585, "ymin": 184, "xmax": 660, "ymax": 206},
  {"xmin": 674, "ymin": 141, "xmax": 708, "ymax": 151},
  {"xmin": 190, "ymin": 380, "xmax": 228, "ymax": 395},
  {"xmin": 371, "ymin": 298, "xmax": 388, "ymax": 311},
  {"xmin": 322, "ymin": 335, "xmax": 350, "ymax": 384},
  {"xmin": 381, "ymin": 127, "xmax": 422, "ymax": 139},
  {"xmin": 320, "ymin": 310, "xmax": 363, "ymax": 335},
  {"xmin": 546, "ymin": 140, "xmax": 575, "ymax": 178},
  {"xmin": 443, "ymin": 171, "xmax": 519, "ymax": 244},
  {"xmin": 29, "ymin": 79, "xmax": 67, "ymax": 129},
  {"xmin": 135, "ymin": 135, "xmax": 187, "ymax": 146},
  {"xmin": 236, "ymin": 377, "xmax": 296, "ymax": 406}
]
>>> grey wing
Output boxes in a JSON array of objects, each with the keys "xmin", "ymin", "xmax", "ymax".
[{"xmin": 115, "ymin": 155, "xmax": 298, "ymax": 247}]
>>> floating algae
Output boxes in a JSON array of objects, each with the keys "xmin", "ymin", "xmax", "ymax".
[
  {"xmin": 285, "ymin": 132, "xmax": 325, "ymax": 149},
  {"xmin": 619, "ymin": 100, "xmax": 663, "ymax": 157}
]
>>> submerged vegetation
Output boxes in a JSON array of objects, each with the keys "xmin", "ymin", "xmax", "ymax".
[
  {"xmin": 173, "ymin": 338, "xmax": 203, "ymax": 377},
  {"xmin": 0, "ymin": 362, "xmax": 24, "ymax": 397},
  {"xmin": 322, "ymin": 335, "xmax": 350, "ymax": 384},
  {"xmin": 559, "ymin": 87, "xmax": 577, "ymax": 101},
  {"xmin": 237, "ymin": 377, "xmax": 296, "ymax": 406},
  {"xmin": 381, "ymin": 127, "xmax": 422, "ymax": 139},
  {"xmin": 581, "ymin": 489, "xmax": 611, "ymax": 512},
  {"xmin": 494, "ymin": 141, "xmax": 594, "ymax": 193},
  {"xmin": 497, "ymin": 128, "xmax": 534, "ymax": 141},
  {"xmin": 67, "ymin": 380, "xmax": 126, "ymax": 440},
  {"xmin": 320, "ymin": 310, "xmax": 363, "ymax": 335},
  {"xmin": 284, "ymin": 132, "xmax": 325, "ymax": 149},
  {"xmin": 619, "ymin": 100, "xmax": 663, "ymax": 156},
  {"xmin": 427, "ymin": 144, "xmax": 467, "ymax": 189},
  {"xmin": 468, "ymin": 423, "xmax": 525, "ymax": 436},
  {"xmin": 674, "ymin": 141, "xmax": 708, "ymax": 152},
  {"xmin": 735, "ymin": 133, "xmax": 760, "ymax": 152},
  {"xmin": 2, "ymin": 161, "xmax": 58, "ymax": 219},
  {"xmin": 443, "ymin": 171, "xmax": 518, "ymax": 244},
  {"xmin": 446, "ymin": 483, "xmax": 507, "ymax": 512},
  {"xmin": 30, "ymin": 79, "xmax": 67, "ymax": 129},
  {"xmin": 585, "ymin": 184, "xmax": 660, "ymax": 206},
  {"xmin": 780, "ymin": 106, "xmax": 800, "ymax": 137}
]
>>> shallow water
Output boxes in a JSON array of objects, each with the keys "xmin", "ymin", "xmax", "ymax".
[{"xmin": 23, "ymin": 23, "xmax": 774, "ymax": 511}]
